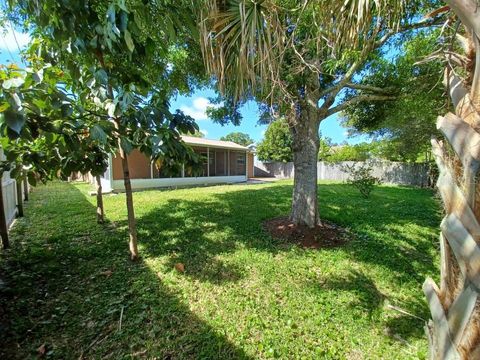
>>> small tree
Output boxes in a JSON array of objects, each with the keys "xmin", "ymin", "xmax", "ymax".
[
  {"xmin": 7, "ymin": 0, "xmax": 205, "ymax": 259},
  {"xmin": 342, "ymin": 163, "xmax": 381, "ymax": 198},
  {"xmin": 220, "ymin": 132, "xmax": 253, "ymax": 146}
]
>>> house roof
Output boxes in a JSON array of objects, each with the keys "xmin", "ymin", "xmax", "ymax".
[{"xmin": 181, "ymin": 135, "xmax": 250, "ymax": 151}]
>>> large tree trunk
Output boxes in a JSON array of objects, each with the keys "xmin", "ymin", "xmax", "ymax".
[
  {"xmin": 95, "ymin": 175, "xmax": 104, "ymax": 224},
  {"xmin": 424, "ymin": 3, "xmax": 480, "ymax": 358},
  {"xmin": 290, "ymin": 106, "xmax": 322, "ymax": 228}
]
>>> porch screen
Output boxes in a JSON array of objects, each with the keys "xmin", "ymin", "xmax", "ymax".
[
  {"xmin": 229, "ymin": 151, "xmax": 246, "ymax": 176},
  {"xmin": 210, "ymin": 149, "xmax": 228, "ymax": 176}
]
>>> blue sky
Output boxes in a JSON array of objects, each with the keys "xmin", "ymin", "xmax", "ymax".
[{"xmin": 0, "ymin": 26, "xmax": 367, "ymax": 145}]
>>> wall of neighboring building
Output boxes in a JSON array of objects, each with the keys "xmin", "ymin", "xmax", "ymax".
[
  {"xmin": 112, "ymin": 150, "xmax": 151, "ymax": 180},
  {"xmin": 247, "ymin": 153, "xmax": 254, "ymax": 178},
  {"xmin": 108, "ymin": 147, "xmax": 249, "ymax": 191}
]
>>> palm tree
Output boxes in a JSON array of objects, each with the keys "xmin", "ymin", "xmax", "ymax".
[
  {"xmin": 422, "ymin": 1, "xmax": 480, "ymax": 358},
  {"xmin": 198, "ymin": 0, "xmax": 437, "ymax": 227}
]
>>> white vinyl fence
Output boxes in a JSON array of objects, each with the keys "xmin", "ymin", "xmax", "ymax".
[
  {"xmin": 254, "ymin": 160, "xmax": 430, "ymax": 187},
  {"xmin": 0, "ymin": 149, "xmax": 23, "ymax": 227}
]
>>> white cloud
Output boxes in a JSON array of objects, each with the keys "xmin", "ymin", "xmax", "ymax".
[
  {"xmin": 343, "ymin": 131, "xmax": 349, "ymax": 137},
  {"xmin": 200, "ymin": 129, "xmax": 208, "ymax": 137},
  {"xmin": 180, "ymin": 97, "xmax": 218, "ymax": 121},
  {"xmin": 0, "ymin": 27, "xmax": 30, "ymax": 52}
]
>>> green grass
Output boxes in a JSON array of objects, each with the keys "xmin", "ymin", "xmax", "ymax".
[{"xmin": 0, "ymin": 180, "xmax": 441, "ymax": 359}]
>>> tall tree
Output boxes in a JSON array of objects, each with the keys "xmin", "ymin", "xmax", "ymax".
[
  {"xmin": 421, "ymin": 2, "xmax": 480, "ymax": 358},
  {"xmin": 7, "ymin": 0, "xmax": 203, "ymax": 259},
  {"xmin": 199, "ymin": 0, "xmax": 443, "ymax": 227},
  {"xmin": 220, "ymin": 132, "xmax": 254, "ymax": 146},
  {"xmin": 257, "ymin": 118, "xmax": 293, "ymax": 162},
  {"xmin": 341, "ymin": 30, "xmax": 445, "ymax": 162}
]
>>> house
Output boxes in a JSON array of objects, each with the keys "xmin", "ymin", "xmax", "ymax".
[{"xmin": 99, "ymin": 136, "xmax": 254, "ymax": 192}]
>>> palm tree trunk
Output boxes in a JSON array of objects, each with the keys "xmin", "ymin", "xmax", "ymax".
[
  {"xmin": 424, "ymin": 2, "xmax": 480, "ymax": 357},
  {"xmin": 95, "ymin": 175, "xmax": 104, "ymax": 224},
  {"xmin": 290, "ymin": 106, "xmax": 322, "ymax": 228}
]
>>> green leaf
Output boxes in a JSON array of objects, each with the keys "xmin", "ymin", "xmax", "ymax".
[
  {"xmin": 32, "ymin": 69, "xmax": 44, "ymax": 83},
  {"xmin": 124, "ymin": 29, "xmax": 134, "ymax": 52},
  {"xmin": 0, "ymin": 102, "xmax": 10, "ymax": 112},
  {"xmin": 95, "ymin": 69, "xmax": 108, "ymax": 85},
  {"xmin": 120, "ymin": 137, "xmax": 133, "ymax": 154},
  {"xmin": 119, "ymin": 11, "xmax": 128, "ymax": 31},
  {"xmin": 90, "ymin": 124, "xmax": 108, "ymax": 144},
  {"xmin": 2, "ymin": 108, "xmax": 26, "ymax": 134},
  {"xmin": 27, "ymin": 172, "xmax": 37, "ymax": 186},
  {"xmin": 107, "ymin": 3, "xmax": 116, "ymax": 23}
]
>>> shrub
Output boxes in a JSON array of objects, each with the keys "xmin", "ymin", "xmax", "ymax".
[{"xmin": 342, "ymin": 163, "xmax": 381, "ymax": 198}]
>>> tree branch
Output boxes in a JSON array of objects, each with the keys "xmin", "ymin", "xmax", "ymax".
[
  {"xmin": 318, "ymin": 16, "xmax": 444, "ymax": 111},
  {"xmin": 326, "ymin": 94, "xmax": 396, "ymax": 117},
  {"xmin": 346, "ymin": 83, "xmax": 394, "ymax": 94}
]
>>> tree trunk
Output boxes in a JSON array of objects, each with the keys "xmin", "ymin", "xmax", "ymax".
[
  {"xmin": 95, "ymin": 175, "xmax": 104, "ymax": 224},
  {"xmin": 23, "ymin": 174, "xmax": 28, "ymax": 201},
  {"xmin": 424, "ymin": 4, "xmax": 480, "ymax": 357},
  {"xmin": 113, "ymin": 120, "xmax": 139, "ymax": 261},
  {"xmin": 0, "ymin": 173, "xmax": 9, "ymax": 249},
  {"xmin": 16, "ymin": 179, "xmax": 23, "ymax": 218},
  {"xmin": 290, "ymin": 106, "xmax": 322, "ymax": 228}
]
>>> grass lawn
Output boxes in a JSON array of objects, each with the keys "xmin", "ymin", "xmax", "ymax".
[{"xmin": 0, "ymin": 180, "xmax": 440, "ymax": 359}]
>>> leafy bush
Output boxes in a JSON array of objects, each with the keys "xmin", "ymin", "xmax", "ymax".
[{"xmin": 342, "ymin": 163, "xmax": 381, "ymax": 198}]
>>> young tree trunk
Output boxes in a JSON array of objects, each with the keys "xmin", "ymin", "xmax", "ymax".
[
  {"xmin": 120, "ymin": 150, "xmax": 139, "ymax": 260},
  {"xmin": 16, "ymin": 179, "xmax": 23, "ymax": 218},
  {"xmin": 113, "ymin": 117, "xmax": 139, "ymax": 261},
  {"xmin": 95, "ymin": 175, "xmax": 104, "ymax": 224},
  {"xmin": 22, "ymin": 174, "xmax": 28, "ymax": 201},
  {"xmin": 424, "ymin": 4, "xmax": 480, "ymax": 357},
  {"xmin": 290, "ymin": 106, "xmax": 322, "ymax": 228},
  {"xmin": 0, "ymin": 173, "xmax": 9, "ymax": 249}
]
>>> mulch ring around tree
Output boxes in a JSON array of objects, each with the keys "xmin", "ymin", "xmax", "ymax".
[{"xmin": 263, "ymin": 216, "xmax": 351, "ymax": 249}]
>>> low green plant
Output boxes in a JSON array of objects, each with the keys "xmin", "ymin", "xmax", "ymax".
[{"xmin": 342, "ymin": 163, "xmax": 382, "ymax": 198}]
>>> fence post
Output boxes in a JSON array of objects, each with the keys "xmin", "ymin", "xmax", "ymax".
[
  {"xmin": 16, "ymin": 179, "xmax": 23, "ymax": 217},
  {"xmin": 0, "ymin": 175, "xmax": 9, "ymax": 249}
]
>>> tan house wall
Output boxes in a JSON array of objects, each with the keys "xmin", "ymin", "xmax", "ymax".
[
  {"xmin": 247, "ymin": 153, "xmax": 254, "ymax": 178},
  {"xmin": 112, "ymin": 150, "xmax": 151, "ymax": 180}
]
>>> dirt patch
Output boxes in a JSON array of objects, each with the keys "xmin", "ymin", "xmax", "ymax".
[{"xmin": 263, "ymin": 216, "xmax": 350, "ymax": 249}]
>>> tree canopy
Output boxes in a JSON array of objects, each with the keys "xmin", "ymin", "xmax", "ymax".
[
  {"xmin": 341, "ymin": 30, "xmax": 446, "ymax": 162},
  {"xmin": 220, "ymin": 132, "xmax": 253, "ymax": 146}
]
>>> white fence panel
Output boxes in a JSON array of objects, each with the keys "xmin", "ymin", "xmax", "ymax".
[{"xmin": 256, "ymin": 160, "xmax": 430, "ymax": 187}]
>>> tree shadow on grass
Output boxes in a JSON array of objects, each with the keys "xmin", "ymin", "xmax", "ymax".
[
  {"xmin": 306, "ymin": 268, "xmax": 427, "ymax": 343},
  {"xmin": 130, "ymin": 184, "xmax": 294, "ymax": 284},
  {"xmin": 0, "ymin": 182, "xmax": 251, "ymax": 359},
  {"xmin": 128, "ymin": 182, "xmax": 438, "ymax": 344},
  {"xmin": 129, "ymin": 182, "xmax": 440, "ymax": 287}
]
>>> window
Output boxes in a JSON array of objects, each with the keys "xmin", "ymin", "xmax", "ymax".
[
  {"xmin": 229, "ymin": 151, "xmax": 246, "ymax": 176},
  {"xmin": 210, "ymin": 149, "xmax": 227, "ymax": 176}
]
